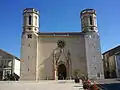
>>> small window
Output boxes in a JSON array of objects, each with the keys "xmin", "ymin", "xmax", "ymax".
[
  {"xmin": 95, "ymin": 67, "xmax": 96, "ymax": 69},
  {"xmin": 8, "ymin": 60, "xmax": 12, "ymax": 67},
  {"xmin": 90, "ymin": 16, "xmax": 93, "ymax": 25},
  {"xmin": 28, "ymin": 27, "xmax": 31, "ymax": 30},
  {"xmin": 29, "ymin": 15, "xmax": 32, "ymax": 25},
  {"xmin": 6, "ymin": 71, "xmax": 10, "ymax": 75},
  {"xmin": 28, "ymin": 56, "xmax": 30, "ymax": 60},
  {"xmin": 90, "ymin": 27, "xmax": 93, "ymax": 30},
  {"xmin": 28, "ymin": 34, "xmax": 32, "ymax": 38},
  {"xmin": 35, "ymin": 28, "xmax": 37, "ymax": 31},
  {"xmin": 97, "ymin": 73, "xmax": 100, "ymax": 77},
  {"xmin": 28, "ymin": 44, "xmax": 31, "ymax": 47}
]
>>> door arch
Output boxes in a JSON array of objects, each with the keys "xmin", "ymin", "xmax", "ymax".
[{"xmin": 57, "ymin": 64, "xmax": 67, "ymax": 80}]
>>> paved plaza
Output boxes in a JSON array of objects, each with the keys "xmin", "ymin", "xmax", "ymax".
[{"xmin": 0, "ymin": 80, "xmax": 84, "ymax": 90}]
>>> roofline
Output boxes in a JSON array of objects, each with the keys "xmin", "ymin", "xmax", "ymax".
[
  {"xmin": 38, "ymin": 31, "xmax": 83, "ymax": 33},
  {"xmin": 102, "ymin": 45, "xmax": 120, "ymax": 55},
  {"xmin": 80, "ymin": 8, "xmax": 96, "ymax": 16},
  {"xmin": 37, "ymin": 32, "xmax": 84, "ymax": 36},
  {"xmin": 0, "ymin": 49, "xmax": 20, "ymax": 60}
]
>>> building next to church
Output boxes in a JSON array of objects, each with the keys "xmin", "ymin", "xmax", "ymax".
[
  {"xmin": 20, "ymin": 8, "xmax": 104, "ymax": 80},
  {"xmin": 0, "ymin": 49, "xmax": 20, "ymax": 80},
  {"xmin": 103, "ymin": 45, "xmax": 120, "ymax": 79}
]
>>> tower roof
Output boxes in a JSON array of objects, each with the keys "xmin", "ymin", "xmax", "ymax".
[
  {"xmin": 23, "ymin": 8, "xmax": 39, "ymax": 15},
  {"xmin": 80, "ymin": 8, "xmax": 96, "ymax": 16}
]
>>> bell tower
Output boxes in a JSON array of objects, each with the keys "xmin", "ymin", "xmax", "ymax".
[
  {"xmin": 80, "ymin": 9, "xmax": 104, "ymax": 79},
  {"xmin": 20, "ymin": 8, "xmax": 39, "ymax": 80},
  {"xmin": 23, "ymin": 8, "xmax": 39, "ymax": 33},
  {"xmin": 81, "ymin": 9, "xmax": 97, "ymax": 32}
]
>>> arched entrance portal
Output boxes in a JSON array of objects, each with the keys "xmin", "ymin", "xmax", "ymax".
[{"xmin": 58, "ymin": 64, "xmax": 67, "ymax": 80}]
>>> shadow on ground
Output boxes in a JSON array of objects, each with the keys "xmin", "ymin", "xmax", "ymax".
[{"xmin": 101, "ymin": 83, "xmax": 120, "ymax": 90}]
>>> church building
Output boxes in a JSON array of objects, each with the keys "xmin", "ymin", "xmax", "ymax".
[{"xmin": 20, "ymin": 8, "xmax": 104, "ymax": 80}]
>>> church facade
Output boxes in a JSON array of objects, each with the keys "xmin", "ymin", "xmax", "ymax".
[{"xmin": 20, "ymin": 8, "xmax": 104, "ymax": 80}]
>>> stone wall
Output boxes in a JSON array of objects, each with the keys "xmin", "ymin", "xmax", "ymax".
[{"xmin": 38, "ymin": 35, "xmax": 87, "ymax": 79}]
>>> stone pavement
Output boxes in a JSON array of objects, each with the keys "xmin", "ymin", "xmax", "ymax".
[{"xmin": 0, "ymin": 80, "xmax": 84, "ymax": 90}]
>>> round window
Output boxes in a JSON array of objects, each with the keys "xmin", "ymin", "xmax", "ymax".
[{"xmin": 57, "ymin": 40, "xmax": 65, "ymax": 48}]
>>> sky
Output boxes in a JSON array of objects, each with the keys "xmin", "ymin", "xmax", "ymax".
[{"xmin": 0, "ymin": 0, "xmax": 120, "ymax": 58}]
